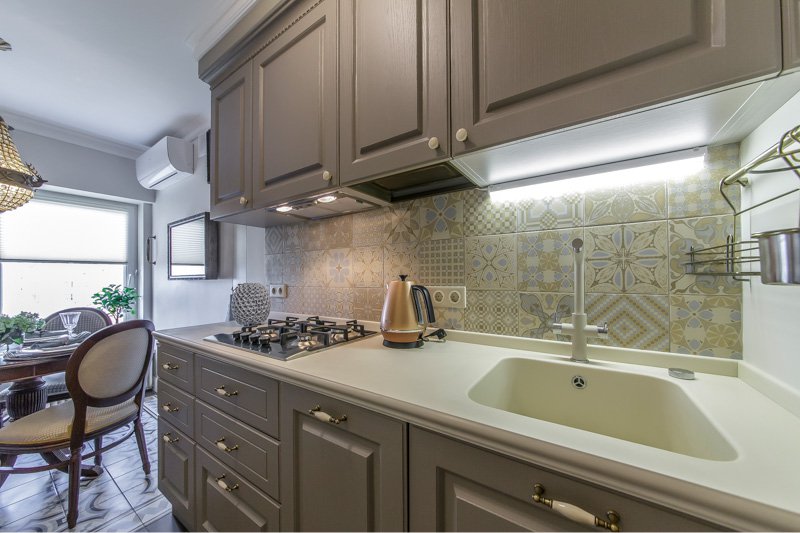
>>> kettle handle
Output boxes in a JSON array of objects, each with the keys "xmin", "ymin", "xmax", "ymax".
[{"xmin": 411, "ymin": 285, "xmax": 436, "ymax": 324}]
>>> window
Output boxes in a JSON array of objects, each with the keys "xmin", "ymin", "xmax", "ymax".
[{"xmin": 0, "ymin": 191, "xmax": 138, "ymax": 317}]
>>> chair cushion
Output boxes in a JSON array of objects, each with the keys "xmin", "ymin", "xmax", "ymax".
[{"xmin": 0, "ymin": 399, "xmax": 137, "ymax": 447}]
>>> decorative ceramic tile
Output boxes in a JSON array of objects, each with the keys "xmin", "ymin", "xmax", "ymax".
[
  {"xmin": 284, "ymin": 224, "xmax": 303, "ymax": 252},
  {"xmin": 519, "ymin": 292, "xmax": 573, "ymax": 341},
  {"xmin": 352, "ymin": 208, "xmax": 387, "ymax": 247},
  {"xmin": 351, "ymin": 246, "xmax": 383, "ymax": 287},
  {"xmin": 670, "ymin": 295, "xmax": 742, "ymax": 358},
  {"xmin": 264, "ymin": 226, "xmax": 284, "ymax": 254},
  {"xmin": 516, "ymin": 193, "xmax": 583, "ymax": 231},
  {"xmin": 285, "ymin": 285, "xmax": 306, "ymax": 314},
  {"xmin": 464, "ymin": 290, "xmax": 519, "ymax": 335},
  {"xmin": 465, "ymin": 235, "xmax": 516, "ymax": 290},
  {"xmin": 353, "ymin": 287, "xmax": 384, "ymax": 322},
  {"xmin": 265, "ymin": 254, "xmax": 283, "ymax": 284},
  {"xmin": 302, "ymin": 220, "xmax": 326, "ymax": 251},
  {"xmin": 302, "ymin": 251, "xmax": 326, "ymax": 287},
  {"xmin": 418, "ymin": 238, "xmax": 465, "ymax": 285},
  {"xmin": 584, "ymin": 179, "xmax": 666, "ymax": 226},
  {"xmin": 135, "ymin": 496, "xmax": 173, "ymax": 528},
  {"xmin": 114, "ymin": 470, "xmax": 161, "ymax": 510},
  {"xmin": 304, "ymin": 286, "xmax": 329, "ymax": 315},
  {"xmin": 383, "ymin": 242, "xmax": 419, "ymax": 284},
  {"xmin": 462, "ymin": 189, "xmax": 516, "ymax": 236},
  {"xmin": 418, "ymin": 194, "xmax": 464, "ymax": 240},
  {"xmin": 326, "ymin": 288, "xmax": 354, "ymax": 318},
  {"xmin": 669, "ymin": 215, "xmax": 742, "ymax": 295},
  {"xmin": 0, "ymin": 480, "xmax": 62, "ymax": 528},
  {"xmin": 431, "ymin": 308, "xmax": 466, "ymax": 330},
  {"xmin": 517, "ymin": 229, "xmax": 582, "ymax": 293},
  {"xmin": 269, "ymin": 299, "xmax": 286, "ymax": 312},
  {"xmin": 0, "ymin": 502, "xmax": 64, "ymax": 532},
  {"xmin": 384, "ymin": 201, "xmax": 419, "ymax": 243},
  {"xmin": 585, "ymin": 294, "xmax": 669, "ymax": 351},
  {"xmin": 668, "ymin": 144, "xmax": 740, "ymax": 218},
  {"xmin": 283, "ymin": 252, "xmax": 303, "ymax": 285},
  {"xmin": 321, "ymin": 216, "xmax": 353, "ymax": 249},
  {"xmin": 324, "ymin": 248, "xmax": 353, "ymax": 288},
  {"xmin": 585, "ymin": 221, "xmax": 668, "ymax": 294}
]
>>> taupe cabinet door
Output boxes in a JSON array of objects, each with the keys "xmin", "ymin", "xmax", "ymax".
[
  {"xmin": 280, "ymin": 384, "xmax": 406, "ymax": 531},
  {"xmin": 252, "ymin": 0, "xmax": 338, "ymax": 207},
  {"xmin": 210, "ymin": 62, "xmax": 252, "ymax": 219},
  {"xmin": 158, "ymin": 419, "xmax": 195, "ymax": 531},
  {"xmin": 339, "ymin": 0, "xmax": 449, "ymax": 185},
  {"xmin": 449, "ymin": 0, "xmax": 781, "ymax": 155},
  {"xmin": 784, "ymin": 0, "xmax": 800, "ymax": 72}
]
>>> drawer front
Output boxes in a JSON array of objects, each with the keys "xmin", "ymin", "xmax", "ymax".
[
  {"xmin": 158, "ymin": 380, "xmax": 194, "ymax": 437},
  {"xmin": 195, "ymin": 447, "xmax": 280, "ymax": 532},
  {"xmin": 195, "ymin": 355, "xmax": 279, "ymax": 438},
  {"xmin": 157, "ymin": 342, "xmax": 194, "ymax": 393},
  {"xmin": 157, "ymin": 418, "xmax": 195, "ymax": 531},
  {"xmin": 195, "ymin": 401, "xmax": 280, "ymax": 499}
]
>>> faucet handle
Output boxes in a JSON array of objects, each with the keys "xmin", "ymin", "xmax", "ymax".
[{"xmin": 597, "ymin": 322, "xmax": 609, "ymax": 338}]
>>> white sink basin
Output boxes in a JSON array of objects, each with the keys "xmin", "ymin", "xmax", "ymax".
[{"xmin": 468, "ymin": 357, "xmax": 737, "ymax": 461}]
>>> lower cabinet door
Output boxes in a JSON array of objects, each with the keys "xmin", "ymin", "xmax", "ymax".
[
  {"xmin": 195, "ymin": 447, "xmax": 280, "ymax": 532},
  {"xmin": 157, "ymin": 419, "xmax": 195, "ymax": 531}
]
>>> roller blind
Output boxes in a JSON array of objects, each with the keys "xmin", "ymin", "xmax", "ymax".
[
  {"xmin": 0, "ymin": 198, "xmax": 129, "ymax": 263},
  {"xmin": 170, "ymin": 218, "xmax": 204, "ymax": 266}
]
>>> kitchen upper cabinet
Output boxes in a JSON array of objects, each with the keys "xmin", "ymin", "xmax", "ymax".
[
  {"xmin": 251, "ymin": 0, "xmax": 338, "ymax": 208},
  {"xmin": 449, "ymin": 0, "xmax": 782, "ymax": 155},
  {"xmin": 210, "ymin": 62, "xmax": 252, "ymax": 219},
  {"xmin": 279, "ymin": 384, "xmax": 406, "ymax": 531},
  {"xmin": 784, "ymin": 0, "xmax": 800, "ymax": 72},
  {"xmin": 339, "ymin": 0, "xmax": 449, "ymax": 185}
]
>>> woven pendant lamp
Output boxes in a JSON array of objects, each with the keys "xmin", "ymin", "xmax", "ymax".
[{"xmin": 0, "ymin": 116, "xmax": 46, "ymax": 212}]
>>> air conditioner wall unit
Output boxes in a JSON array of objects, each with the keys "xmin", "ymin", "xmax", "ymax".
[{"xmin": 136, "ymin": 136, "xmax": 194, "ymax": 190}]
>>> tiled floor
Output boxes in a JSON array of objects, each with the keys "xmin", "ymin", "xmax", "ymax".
[{"xmin": 0, "ymin": 395, "xmax": 185, "ymax": 532}]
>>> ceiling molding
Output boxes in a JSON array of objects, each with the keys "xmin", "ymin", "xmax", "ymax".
[
  {"xmin": 186, "ymin": 0, "xmax": 258, "ymax": 60},
  {"xmin": 0, "ymin": 109, "xmax": 147, "ymax": 160}
]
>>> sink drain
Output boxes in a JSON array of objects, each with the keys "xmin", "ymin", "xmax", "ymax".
[{"xmin": 571, "ymin": 375, "xmax": 587, "ymax": 389}]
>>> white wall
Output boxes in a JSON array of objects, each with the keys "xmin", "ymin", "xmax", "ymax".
[{"xmin": 740, "ymin": 90, "xmax": 800, "ymax": 392}]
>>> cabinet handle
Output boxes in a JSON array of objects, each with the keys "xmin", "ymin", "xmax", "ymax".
[
  {"xmin": 427, "ymin": 137, "xmax": 440, "ymax": 150},
  {"xmin": 308, "ymin": 404, "xmax": 347, "ymax": 424},
  {"xmin": 239, "ymin": 196, "xmax": 248, "ymax": 206},
  {"xmin": 455, "ymin": 128, "xmax": 469, "ymax": 142},
  {"xmin": 161, "ymin": 402, "xmax": 180, "ymax": 413},
  {"xmin": 162, "ymin": 432, "xmax": 180, "ymax": 444},
  {"xmin": 215, "ymin": 437, "xmax": 239, "ymax": 453},
  {"xmin": 161, "ymin": 362, "xmax": 179, "ymax": 371},
  {"xmin": 322, "ymin": 170, "xmax": 333, "ymax": 182},
  {"xmin": 215, "ymin": 385, "xmax": 238, "ymax": 397},
  {"xmin": 215, "ymin": 474, "xmax": 240, "ymax": 492},
  {"xmin": 532, "ymin": 484, "xmax": 621, "ymax": 532}
]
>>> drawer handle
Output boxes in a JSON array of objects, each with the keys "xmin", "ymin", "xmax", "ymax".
[
  {"xmin": 308, "ymin": 404, "xmax": 347, "ymax": 425},
  {"xmin": 532, "ymin": 484, "xmax": 620, "ymax": 532},
  {"xmin": 215, "ymin": 474, "xmax": 239, "ymax": 492},
  {"xmin": 161, "ymin": 362, "xmax": 179, "ymax": 371},
  {"xmin": 215, "ymin": 385, "xmax": 239, "ymax": 397},
  {"xmin": 162, "ymin": 432, "xmax": 180, "ymax": 444},
  {"xmin": 161, "ymin": 402, "xmax": 180, "ymax": 413},
  {"xmin": 215, "ymin": 437, "xmax": 239, "ymax": 453}
]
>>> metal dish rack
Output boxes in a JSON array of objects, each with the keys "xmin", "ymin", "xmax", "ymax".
[{"xmin": 684, "ymin": 124, "xmax": 800, "ymax": 281}]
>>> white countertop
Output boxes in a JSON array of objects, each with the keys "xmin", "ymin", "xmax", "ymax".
[{"xmin": 155, "ymin": 319, "xmax": 800, "ymax": 530}]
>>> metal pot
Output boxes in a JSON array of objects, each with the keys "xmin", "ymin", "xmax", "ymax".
[{"xmin": 752, "ymin": 228, "xmax": 800, "ymax": 285}]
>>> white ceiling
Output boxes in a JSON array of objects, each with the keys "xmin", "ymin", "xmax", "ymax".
[{"xmin": 0, "ymin": 0, "xmax": 256, "ymax": 156}]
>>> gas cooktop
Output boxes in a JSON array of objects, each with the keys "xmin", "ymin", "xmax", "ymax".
[{"xmin": 203, "ymin": 316, "xmax": 378, "ymax": 361}]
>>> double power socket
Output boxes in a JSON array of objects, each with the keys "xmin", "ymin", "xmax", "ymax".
[{"xmin": 427, "ymin": 286, "xmax": 467, "ymax": 309}]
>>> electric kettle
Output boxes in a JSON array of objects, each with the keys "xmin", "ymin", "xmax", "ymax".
[{"xmin": 380, "ymin": 275, "xmax": 436, "ymax": 348}]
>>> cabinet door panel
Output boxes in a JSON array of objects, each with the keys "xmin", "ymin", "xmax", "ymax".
[
  {"xmin": 450, "ymin": 0, "xmax": 781, "ymax": 154},
  {"xmin": 158, "ymin": 380, "xmax": 194, "ymax": 437},
  {"xmin": 156, "ymin": 342, "xmax": 194, "ymax": 393},
  {"xmin": 158, "ymin": 419, "xmax": 195, "ymax": 531},
  {"xmin": 252, "ymin": 0, "xmax": 337, "ymax": 207},
  {"xmin": 339, "ymin": 0, "xmax": 448, "ymax": 184},
  {"xmin": 784, "ymin": 0, "xmax": 800, "ymax": 72}
]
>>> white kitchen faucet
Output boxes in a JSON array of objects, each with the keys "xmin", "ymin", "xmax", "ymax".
[{"xmin": 552, "ymin": 238, "xmax": 609, "ymax": 363}]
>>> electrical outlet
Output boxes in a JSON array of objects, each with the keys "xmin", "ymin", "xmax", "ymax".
[
  {"xmin": 428, "ymin": 286, "xmax": 467, "ymax": 309},
  {"xmin": 269, "ymin": 284, "xmax": 287, "ymax": 298}
]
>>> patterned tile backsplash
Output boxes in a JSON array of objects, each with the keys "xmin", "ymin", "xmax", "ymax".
[{"xmin": 265, "ymin": 144, "xmax": 742, "ymax": 358}]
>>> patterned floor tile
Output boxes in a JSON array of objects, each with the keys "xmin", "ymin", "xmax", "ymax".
[
  {"xmin": 265, "ymin": 254, "xmax": 283, "ymax": 285},
  {"xmin": 0, "ymin": 501, "xmax": 64, "ymax": 532},
  {"xmin": 0, "ymin": 470, "xmax": 53, "ymax": 501},
  {"xmin": 519, "ymin": 293, "xmax": 573, "ymax": 341},
  {"xmin": 517, "ymin": 229, "xmax": 581, "ymax": 293},
  {"xmin": 0, "ymin": 479, "xmax": 62, "ymax": 528},
  {"xmin": 418, "ymin": 238, "xmax": 465, "ymax": 285},
  {"xmin": 136, "ymin": 496, "xmax": 173, "ymax": 529},
  {"xmin": 585, "ymin": 221, "xmax": 668, "ymax": 294},
  {"xmin": 465, "ymin": 235, "xmax": 516, "ymax": 290},
  {"xmin": 418, "ymin": 194, "xmax": 464, "ymax": 240},
  {"xmin": 464, "ymin": 291, "xmax": 519, "ymax": 336},
  {"xmin": 584, "ymin": 179, "xmax": 666, "ymax": 226},
  {"xmin": 585, "ymin": 294, "xmax": 669, "ymax": 352},
  {"xmin": 431, "ymin": 308, "xmax": 466, "ymax": 331},
  {"xmin": 462, "ymin": 189, "xmax": 516, "ymax": 236},
  {"xmin": 352, "ymin": 208, "xmax": 387, "ymax": 247},
  {"xmin": 324, "ymin": 249, "xmax": 353, "ymax": 288},
  {"xmin": 351, "ymin": 246, "xmax": 384, "ymax": 287},
  {"xmin": 383, "ymin": 242, "xmax": 419, "ymax": 284},
  {"xmin": 114, "ymin": 470, "xmax": 160, "ymax": 510},
  {"xmin": 68, "ymin": 508, "xmax": 143, "ymax": 533},
  {"xmin": 142, "ymin": 507, "xmax": 187, "ymax": 532},
  {"xmin": 516, "ymin": 193, "xmax": 583, "ymax": 231},
  {"xmin": 353, "ymin": 287, "xmax": 384, "ymax": 322},
  {"xmin": 264, "ymin": 226, "xmax": 284, "ymax": 254},
  {"xmin": 668, "ymin": 143, "xmax": 740, "ymax": 219},
  {"xmin": 670, "ymin": 295, "xmax": 742, "ymax": 358},
  {"xmin": 384, "ymin": 201, "xmax": 418, "ymax": 243}
]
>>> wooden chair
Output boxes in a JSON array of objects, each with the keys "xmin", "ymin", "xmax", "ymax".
[{"xmin": 0, "ymin": 319, "xmax": 154, "ymax": 528}]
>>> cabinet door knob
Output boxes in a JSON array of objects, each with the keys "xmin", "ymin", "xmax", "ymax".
[
  {"xmin": 161, "ymin": 362, "xmax": 179, "ymax": 371},
  {"xmin": 162, "ymin": 432, "xmax": 179, "ymax": 444},
  {"xmin": 239, "ymin": 196, "xmax": 248, "ymax": 206},
  {"xmin": 161, "ymin": 402, "xmax": 179, "ymax": 413},
  {"xmin": 308, "ymin": 404, "xmax": 348, "ymax": 424},
  {"xmin": 322, "ymin": 170, "xmax": 332, "ymax": 182},
  {"xmin": 215, "ymin": 437, "xmax": 240, "ymax": 453},
  {"xmin": 455, "ymin": 128, "xmax": 469, "ymax": 142},
  {"xmin": 427, "ymin": 137, "xmax": 440, "ymax": 150},
  {"xmin": 532, "ymin": 484, "xmax": 621, "ymax": 532},
  {"xmin": 215, "ymin": 385, "xmax": 239, "ymax": 397}
]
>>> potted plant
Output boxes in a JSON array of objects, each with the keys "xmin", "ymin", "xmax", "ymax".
[
  {"xmin": 91, "ymin": 284, "xmax": 139, "ymax": 324},
  {"xmin": 0, "ymin": 311, "xmax": 45, "ymax": 352}
]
